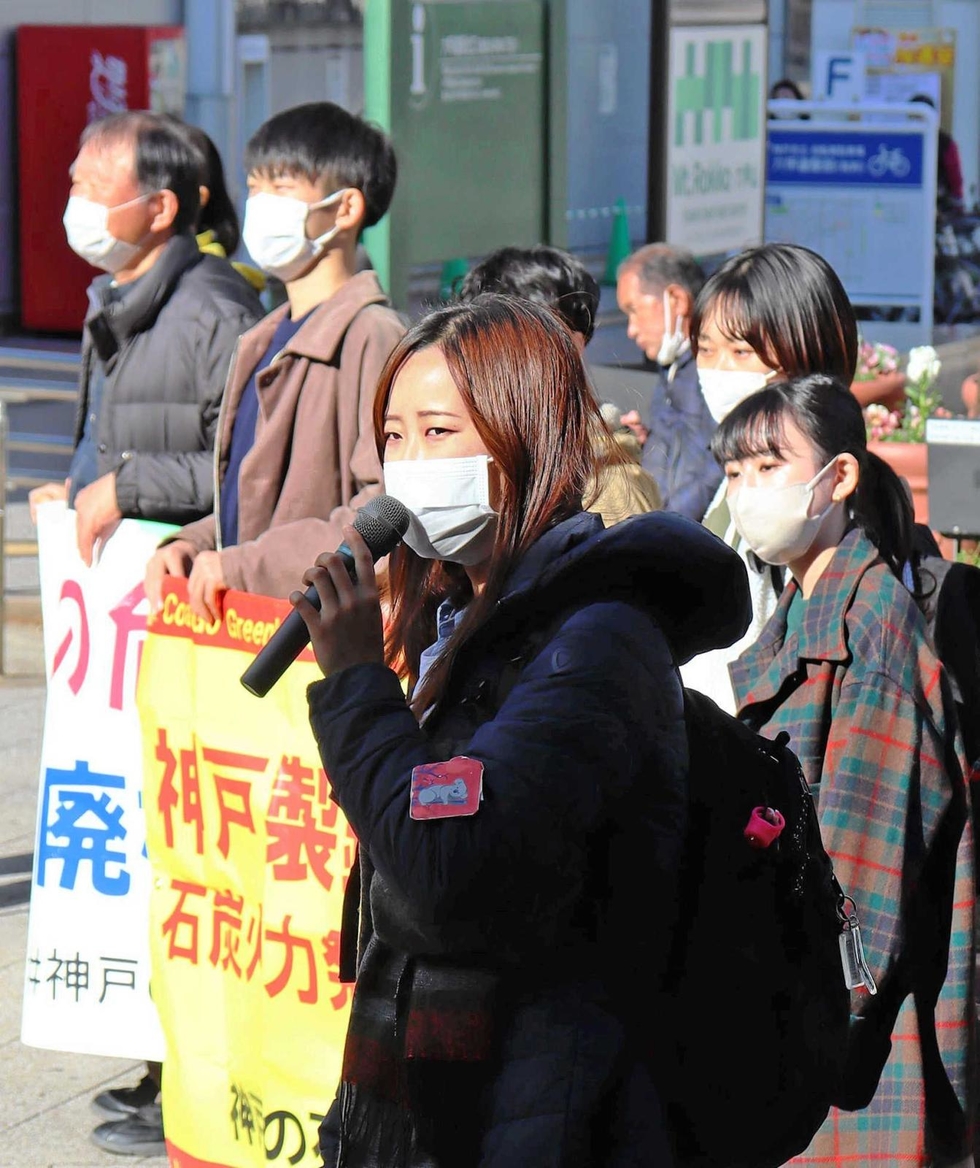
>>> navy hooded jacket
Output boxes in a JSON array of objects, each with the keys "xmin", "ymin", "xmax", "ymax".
[
  {"xmin": 640, "ymin": 351, "xmax": 722, "ymax": 522},
  {"xmin": 308, "ymin": 509, "xmax": 749, "ymax": 1167}
]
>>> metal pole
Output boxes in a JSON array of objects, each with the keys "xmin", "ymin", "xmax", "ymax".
[
  {"xmin": 646, "ymin": 0, "xmax": 669, "ymax": 242},
  {"xmin": 0, "ymin": 399, "xmax": 8, "ymax": 676}
]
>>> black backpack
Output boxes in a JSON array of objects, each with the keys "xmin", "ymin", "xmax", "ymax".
[
  {"xmin": 661, "ymin": 688, "xmax": 852, "ymax": 1168},
  {"xmin": 916, "ymin": 555, "xmax": 980, "ymax": 766},
  {"xmin": 490, "ymin": 616, "xmax": 856, "ymax": 1168},
  {"xmin": 911, "ymin": 548, "xmax": 980, "ymax": 890}
]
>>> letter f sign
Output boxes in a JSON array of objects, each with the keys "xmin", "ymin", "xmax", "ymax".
[
  {"xmin": 813, "ymin": 50, "xmax": 865, "ymax": 101},
  {"xmin": 827, "ymin": 57, "xmax": 852, "ymax": 98}
]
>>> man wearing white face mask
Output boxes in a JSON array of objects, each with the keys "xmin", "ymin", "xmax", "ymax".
[
  {"xmin": 145, "ymin": 102, "xmax": 405, "ymax": 623},
  {"xmin": 616, "ymin": 244, "xmax": 721, "ymax": 521},
  {"xmin": 29, "ymin": 111, "xmax": 267, "ymax": 1160},
  {"xmin": 29, "ymin": 112, "xmax": 264, "ymax": 565}
]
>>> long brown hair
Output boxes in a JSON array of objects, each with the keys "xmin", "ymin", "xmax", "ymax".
[{"xmin": 373, "ymin": 294, "xmax": 602, "ymax": 713}]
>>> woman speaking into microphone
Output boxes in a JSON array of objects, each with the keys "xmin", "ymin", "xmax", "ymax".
[{"xmin": 291, "ymin": 295, "xmax": 747, "ymax": 1168}]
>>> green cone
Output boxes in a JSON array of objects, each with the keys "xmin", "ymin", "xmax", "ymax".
[
  {"xmin": 439, "ymin": 257, "xmax": 469, "ymax": 301},
  {"xmin": 603, "ymin": 198, "xmax": 632, "ymax": 285}
]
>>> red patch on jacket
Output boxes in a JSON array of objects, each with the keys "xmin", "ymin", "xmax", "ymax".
[{"xmin": 410, "ymin": 757, "xmax": 483, "ymax": 820}]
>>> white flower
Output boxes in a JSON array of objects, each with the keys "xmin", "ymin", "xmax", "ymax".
[{"xmin": 906, "ymin": 345, "xmax": 941, "ymax": 386}]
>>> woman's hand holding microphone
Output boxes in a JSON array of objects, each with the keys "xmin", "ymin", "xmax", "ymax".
[{"xmin": 290, "ymin": 525, "xmax": 386, "ymax": 678}]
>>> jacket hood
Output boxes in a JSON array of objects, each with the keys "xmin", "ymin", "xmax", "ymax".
[{"xmin": 498, "ymin": 510, "xmax": 750, "ymax": 664}]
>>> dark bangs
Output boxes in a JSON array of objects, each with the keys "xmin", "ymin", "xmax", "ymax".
[
  {"xmin": 691, "ymin": 244, "xmax": 858, "ymax": 380},
  {"xmin": 692, "ymin": 289, "xmax": 779, "ymax": 371},
  {"xmin": 710, "ymin": 387, "xmax": 793, "ymax": 465}
]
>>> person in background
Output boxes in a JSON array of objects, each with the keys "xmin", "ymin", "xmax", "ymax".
[
  {"xmin": 27, "ymin": 112, "xmax": 264, "ymax": 566},
  {"xmin": 456, "ymin": 243, "xmax": 599, "ymax": 352},
  {"xmin": 681, "ymin": 242, "xmax": 858, "ymax": 712},
  {"xmin": 717, "ymin": 373, "xmax": 975, "ymax": 1167},
  {"xmin": 29, "ymin": 110, "xmax": 263, "ymax": 1158},
  {"xmin": 588, "ymin": 402, "xmax": 662, "ymax": 526},
  {"xmin": 144, "ymin": 101, "xmax": 405, "ymax": 621},
  {"xmin": 911, "ymin": 94, "xmax": 965, "ymax": 211},
  {"xmin": 768, "ymin": 77, "xmax": 810, "ymax": 119},
  {"xmin": 456, "ymin": 244, "xmax": 660, "ymax": 525},
  {"xmin": 616, "ymin": 244, "xmax": 720, "ymax": 520},
  {"xmin": 770, "ymin": 77, "xmax": 805, "ymax": 101},
  {"xmin": 168, "ymin": 117, "xmax": 266, "ymax": 295},
  {"xmin": 295, "ymin": 293, "xmax": 749, "ymax": 1166}
]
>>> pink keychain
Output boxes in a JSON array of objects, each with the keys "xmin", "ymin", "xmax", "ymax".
[{"xmin": 744, "ymin": 806, "xmax": 785, "ymax": 849}]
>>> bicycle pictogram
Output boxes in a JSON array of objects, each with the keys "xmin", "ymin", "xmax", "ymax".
[{"xmin": 867, "ymin": 144, "xmax": 911, "ymax": 178}]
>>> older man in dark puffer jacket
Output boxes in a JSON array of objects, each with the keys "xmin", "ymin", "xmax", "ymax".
[{"xmin": 30, "ymin": 111, "xmax": 263, "ymax": 565}]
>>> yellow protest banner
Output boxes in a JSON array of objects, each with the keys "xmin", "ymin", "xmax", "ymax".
[{"xmin": 138, "ymin": 579, "xmax": 353, "ymax": 1167}]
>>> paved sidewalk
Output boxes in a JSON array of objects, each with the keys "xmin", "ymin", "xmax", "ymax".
[{"xmin": 0, "ymin": 531, "xmax": 166, "ymax": 1167}]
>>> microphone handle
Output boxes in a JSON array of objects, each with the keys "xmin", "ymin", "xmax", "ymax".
[{"xmin": 240, "ymin": 544, "xmax": 356, "ymax": 698}]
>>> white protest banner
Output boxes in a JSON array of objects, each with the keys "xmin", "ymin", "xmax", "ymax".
[{"xmin": 20, "ymin": 503, "xmax": 175, "ymax": 1058}]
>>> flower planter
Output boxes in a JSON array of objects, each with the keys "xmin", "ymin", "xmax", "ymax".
[
  {"xmin": 867, "ymin": 440, "xmax": 928, "ymax": 522},
  {"xmin": 962, "ymin": 374, "xmax": 979, "ymax": 418},
  {"xmin": 851, "ymin": 372, "xmax": 907, "ymax": 411}
]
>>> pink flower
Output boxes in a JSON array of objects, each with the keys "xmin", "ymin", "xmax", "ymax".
[{"xmin": 855, "ymin": 338, "xmax": 901, "ymax": 380}]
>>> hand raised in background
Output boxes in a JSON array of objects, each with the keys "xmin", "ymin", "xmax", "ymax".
[
  {"xmin": 74, "ymin": 472, "xmax": 121, "ymax": 566},
  {"xmin": 145, "ymin": 540, "xmax": 197, "ymax": 614},
  {"xmin": 620, "ymin": 409, "xmax": 649, "ymax": 446},
  {"xmin": 28, "ymin": 480, "xmax": 68, "ymax": 524},
  {"xmin": 186, "ymin": 550, "xmax": 227, "ymax": 625}
]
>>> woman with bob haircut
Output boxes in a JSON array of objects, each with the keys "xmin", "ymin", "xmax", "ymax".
[
  {"xmin": 682, "ymin": 242, "xmax": 859, "ymax": 711},
  {"xmin": 692, "ymin": 243, "xmax": 858, "ymax": 402},
  {"xmin": 290, "ymin": 294, "xmax": 749, "ymax": 1167},
  {"xmin": 715, "ymin": 372, "xmax": 975, "ymax": 1167}
]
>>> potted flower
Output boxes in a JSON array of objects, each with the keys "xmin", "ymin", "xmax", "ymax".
[
  {"xmin": 863, "ymin": 344, "xmax": 950, "ymax": 524},
  {"xmin": 850, "ymin": 338, "xmax": 906, "ymax": 409}
]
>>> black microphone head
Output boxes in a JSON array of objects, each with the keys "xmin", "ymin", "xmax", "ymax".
[{"xmin": 352, "ymin": 495, "xmax": 411, "ymax": 558}]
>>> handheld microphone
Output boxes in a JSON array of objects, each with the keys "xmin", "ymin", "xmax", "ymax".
[{"xmin": 240, "ymin": 495, "xmax": 411, "ymax": 698}]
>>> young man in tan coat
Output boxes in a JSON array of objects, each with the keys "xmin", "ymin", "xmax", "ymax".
[{"xmin": 145, "ymin": 102, "xmax": 405, "ymax": 621}]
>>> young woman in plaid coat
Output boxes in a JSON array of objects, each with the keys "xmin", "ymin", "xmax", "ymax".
[
  {"xmin": 681, "ymin": 242, "xmax": 860, "ymax": 713},
  {"xmin": 717, "ymin": 372, "xmax": 976, "ymax": 1167}
]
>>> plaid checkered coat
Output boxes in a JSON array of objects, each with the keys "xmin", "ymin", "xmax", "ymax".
[{"xmin": 731, "ymin": 528, "xmax": 976, "ymax": 1166}]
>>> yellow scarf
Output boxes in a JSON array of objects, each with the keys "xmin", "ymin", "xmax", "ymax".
[{"xmin": 195, "ymin": 230, "xmax": 266, "ymax": 294}]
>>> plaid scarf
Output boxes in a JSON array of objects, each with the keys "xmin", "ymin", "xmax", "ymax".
[{"xmin": 335, "ymin": 852, "xmax": 500, "ymax": 1168}]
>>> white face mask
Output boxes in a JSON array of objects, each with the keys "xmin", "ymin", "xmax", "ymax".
[
  {"xmin": 62, "ymin": 194, "xmax": 151, "ymax": 273},
  {"xmin": 729, "ymin": 458, "xmax": 842, "ymax": 565},
  {"xmin": 698, "ymin": 366, "xmax": 777, "ymax": 423},
  {"xmin": 657, "ymin": 290, "xmax": 688, "ymax": 367},
  {"xmin": 242, "ymin": 189, "xmax": 345, "ymax": 282},
  {"xmin": 382, "ymin": 455, "xmax": 498, "ymax": 566}
]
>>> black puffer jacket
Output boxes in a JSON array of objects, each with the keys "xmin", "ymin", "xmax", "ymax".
[
  {"xmin": 310, "ymin": 510, "xmax": 750, "ymax": 1167},
  {"xmin": 73, "ymin": 232, "xmax": 264, "ymax": 523}
]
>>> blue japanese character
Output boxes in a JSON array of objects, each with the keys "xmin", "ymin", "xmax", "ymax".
[{"xmin": 38, "ymin": 761, "xmax": 130, "ymax": 895}]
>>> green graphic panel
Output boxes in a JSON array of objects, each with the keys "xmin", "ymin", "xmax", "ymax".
[
  {"xmin": 390, "ymin": 0, "xmax": 547, "ymax": 264},
  {"xmin": 673, "ymin": 32, "xmax": 760, "ymax": 148}
]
